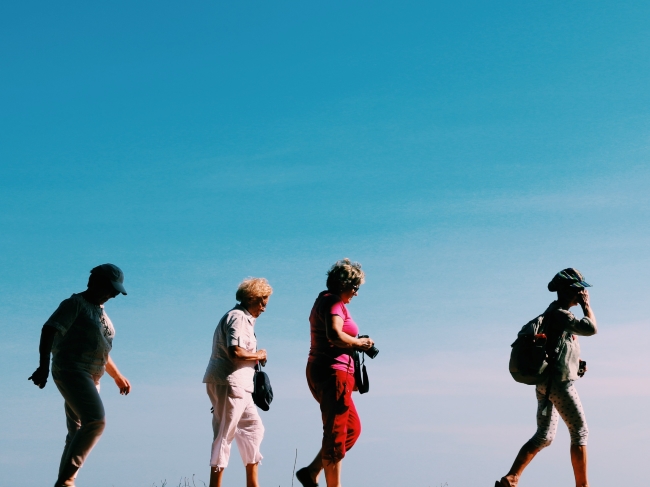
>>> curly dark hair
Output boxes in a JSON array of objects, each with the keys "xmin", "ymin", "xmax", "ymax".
[{"xmin": 326, "ymin": 258, "xmax": 365, "ymax": 294}]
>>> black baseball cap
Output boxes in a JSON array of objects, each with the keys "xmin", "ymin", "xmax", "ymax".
[{"xmin": 90, "ymin": 264, "xmax": 127, "ymax": 295}]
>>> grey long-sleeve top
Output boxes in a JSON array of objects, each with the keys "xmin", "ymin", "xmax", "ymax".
[{"xmin": 543, "ymin": 300, "xmax": 597, "ymax": 382}]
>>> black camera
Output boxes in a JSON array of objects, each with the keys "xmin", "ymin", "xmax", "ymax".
[
  {"xmin": 578, "ymin": 360, "xmax": 587, "ymax": 377},
  {"xmin": 358, "ymin": 335, "xmax": 379, "ymax": 359}
]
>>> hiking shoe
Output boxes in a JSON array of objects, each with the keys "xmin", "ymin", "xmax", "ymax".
[{"xmin": 296, "ymin": 467, "xmax": 318, "ymax": 487}]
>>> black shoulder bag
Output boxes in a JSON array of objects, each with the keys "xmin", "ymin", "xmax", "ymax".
[
  {"xmin": 252, "ymin": 362, "xmax": 273, "ymax": 411},
  {"xmin": 353, "ymin": 351, "xmax": 369, "ymax": 394}
]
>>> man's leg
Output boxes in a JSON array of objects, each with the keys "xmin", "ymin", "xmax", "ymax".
[
  {"xmin": 58, "ymin": 400, "xmax": 81, "ymax": 480},
  {"xmin": 53, "ymin": 371, "xmax": 105, "ymax": 487}
]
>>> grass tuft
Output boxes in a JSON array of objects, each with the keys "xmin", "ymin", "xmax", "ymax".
[{"xmin": 150, "ymin": 474, "xmax": 206, "ymax": 487}]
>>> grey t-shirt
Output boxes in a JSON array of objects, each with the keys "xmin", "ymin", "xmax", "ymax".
[{"xmin": 44, "ymin": 293, "xmax": 115, "ymax": 375}]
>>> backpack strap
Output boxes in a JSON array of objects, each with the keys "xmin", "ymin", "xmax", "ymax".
[{"xmin": 541, "ymin": 329, "xmax": 568, "ymax": 416}]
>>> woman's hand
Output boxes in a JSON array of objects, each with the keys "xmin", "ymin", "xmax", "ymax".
[
  {"xmin": 229, "ymin": 346, "xmax": 267, "ymax": 363},
  {"xmin": 577, "ymin": 289, "xmax": 597, "ymax": 328},
  {"xmin": 28, "ymin": 366, "xmax": 49, "ymax": 389},
  {"xmin": 257, "ymin": 349, "xmax": 268, "ymax": 365},
  {"xmin": 113, "ymin": 374, "xmax": 131, "ymax": 395},
  {"xmin": 355, "ymin": 336, "xmax": 374, "ymax": 351}
]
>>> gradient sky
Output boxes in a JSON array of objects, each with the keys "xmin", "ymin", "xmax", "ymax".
[{"xmin": 1, "ymin": 1, "xmax": 649, "ymax": 486}]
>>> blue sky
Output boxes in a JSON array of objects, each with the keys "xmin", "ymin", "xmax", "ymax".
[{"xmin": 1, "ymin": 1, "xmax": 649, "ymax": 486}]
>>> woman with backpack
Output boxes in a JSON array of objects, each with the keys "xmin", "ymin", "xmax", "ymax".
[
  {"xmin": 203, "ymin": 278, "xmax": 272, "ymax": 487},
  {"xmin": 496, "ymin": 268, "xmax": 597, "ymax": 487}
]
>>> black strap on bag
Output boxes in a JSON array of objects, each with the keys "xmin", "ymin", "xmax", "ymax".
[
  {"xmin": 353, "ymin": 351, "xmax": 369, "ymax": 394},
  {"xmin": 252, "ymin": 362, "xmax": 273, "ymax": 411},
  {"xmin": 540, "ymin": 329, "xmax": 568, "ymax": 416},
  {"xmin": 251, "ymin": 331, "xmax": 273, "ymax": 411}
]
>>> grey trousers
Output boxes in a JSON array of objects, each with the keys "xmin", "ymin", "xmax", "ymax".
[{"xmin": 53, "ymin": 369, "xmax": 106, "ymax": 474}]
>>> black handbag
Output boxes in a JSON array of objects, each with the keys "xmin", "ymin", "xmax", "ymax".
[
  {"xmin": 353, "ymin": 351, "xmax": 369, "ymax": 394},
  {"xmin": 252, "ymin": 363, "xmax": 273, "ymax": 411}
]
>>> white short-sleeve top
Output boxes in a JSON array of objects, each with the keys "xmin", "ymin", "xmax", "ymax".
[
  {"xmin": 203, "ymin": 305, "xmax": 257, "ymax": 392},
  {"xmin": 44, "ymin": 293, "xmax": 115, "ymax": 375}
]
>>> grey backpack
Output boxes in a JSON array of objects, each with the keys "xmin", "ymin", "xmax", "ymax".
[{"xmin": 509, "ymin": 314, "xmax": 566, "ymax": 385}]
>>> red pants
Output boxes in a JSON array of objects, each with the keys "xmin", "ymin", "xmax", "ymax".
[{"xmin": 306, "ymin": 362, "xmax": 361, "ymax": 463}]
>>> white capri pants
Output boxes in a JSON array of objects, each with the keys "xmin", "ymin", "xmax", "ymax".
[
  {"xmin": 206, "ymin": 383, "xmax": 264, "ymax": 468},
  {"xmin": 52, "ymin": 369, "xmax": 106, "ymax": 474},
  {"xmin": 530, "ymin": 379, "xmax": 588, "ymax": 448}
]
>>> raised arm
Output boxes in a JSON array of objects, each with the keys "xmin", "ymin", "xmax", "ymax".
[
  {"xmin": 578, "ymin": 289, "xmax": 597, "ymax": 329},
  {"xmin": 105, "ymin": 355, "xmax": 131, "ymax": 395},
  {"xmin": 28, "ymin": 325, "xmax": 57, "ymax": 388},
  {"xmin": 325, "ymin": 314, "xmax": 374, "ymax": 351},
  {"xmin": 557, "ymin": 289, "xmax": 597, "ymax": 336}
]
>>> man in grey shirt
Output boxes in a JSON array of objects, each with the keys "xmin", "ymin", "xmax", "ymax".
[{"xmin": 29, "ymin": 264, "xmax": 131, "ymax": 487}]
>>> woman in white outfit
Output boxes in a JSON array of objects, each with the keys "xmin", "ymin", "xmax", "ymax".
[
  {"xmin": 203, "ymin": 278, "xmax": 272, "ymax": 487},
  {"xmin": 28, "ymin": 264, "xmax": 131, "ymax": 487}
]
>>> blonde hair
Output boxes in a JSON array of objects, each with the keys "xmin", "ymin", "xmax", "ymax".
[
  {"xmin": 326, "ymin": 258, "xmax": 365, "ymax": 293},
  {"xmin": 236, "ymin": 277, "xmax": 273, "ymax": 304}
]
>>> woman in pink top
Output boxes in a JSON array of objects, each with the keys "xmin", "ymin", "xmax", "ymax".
[{"xmin": 296, "ymin": 259, "xmax": 375, "ymax": 487}]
